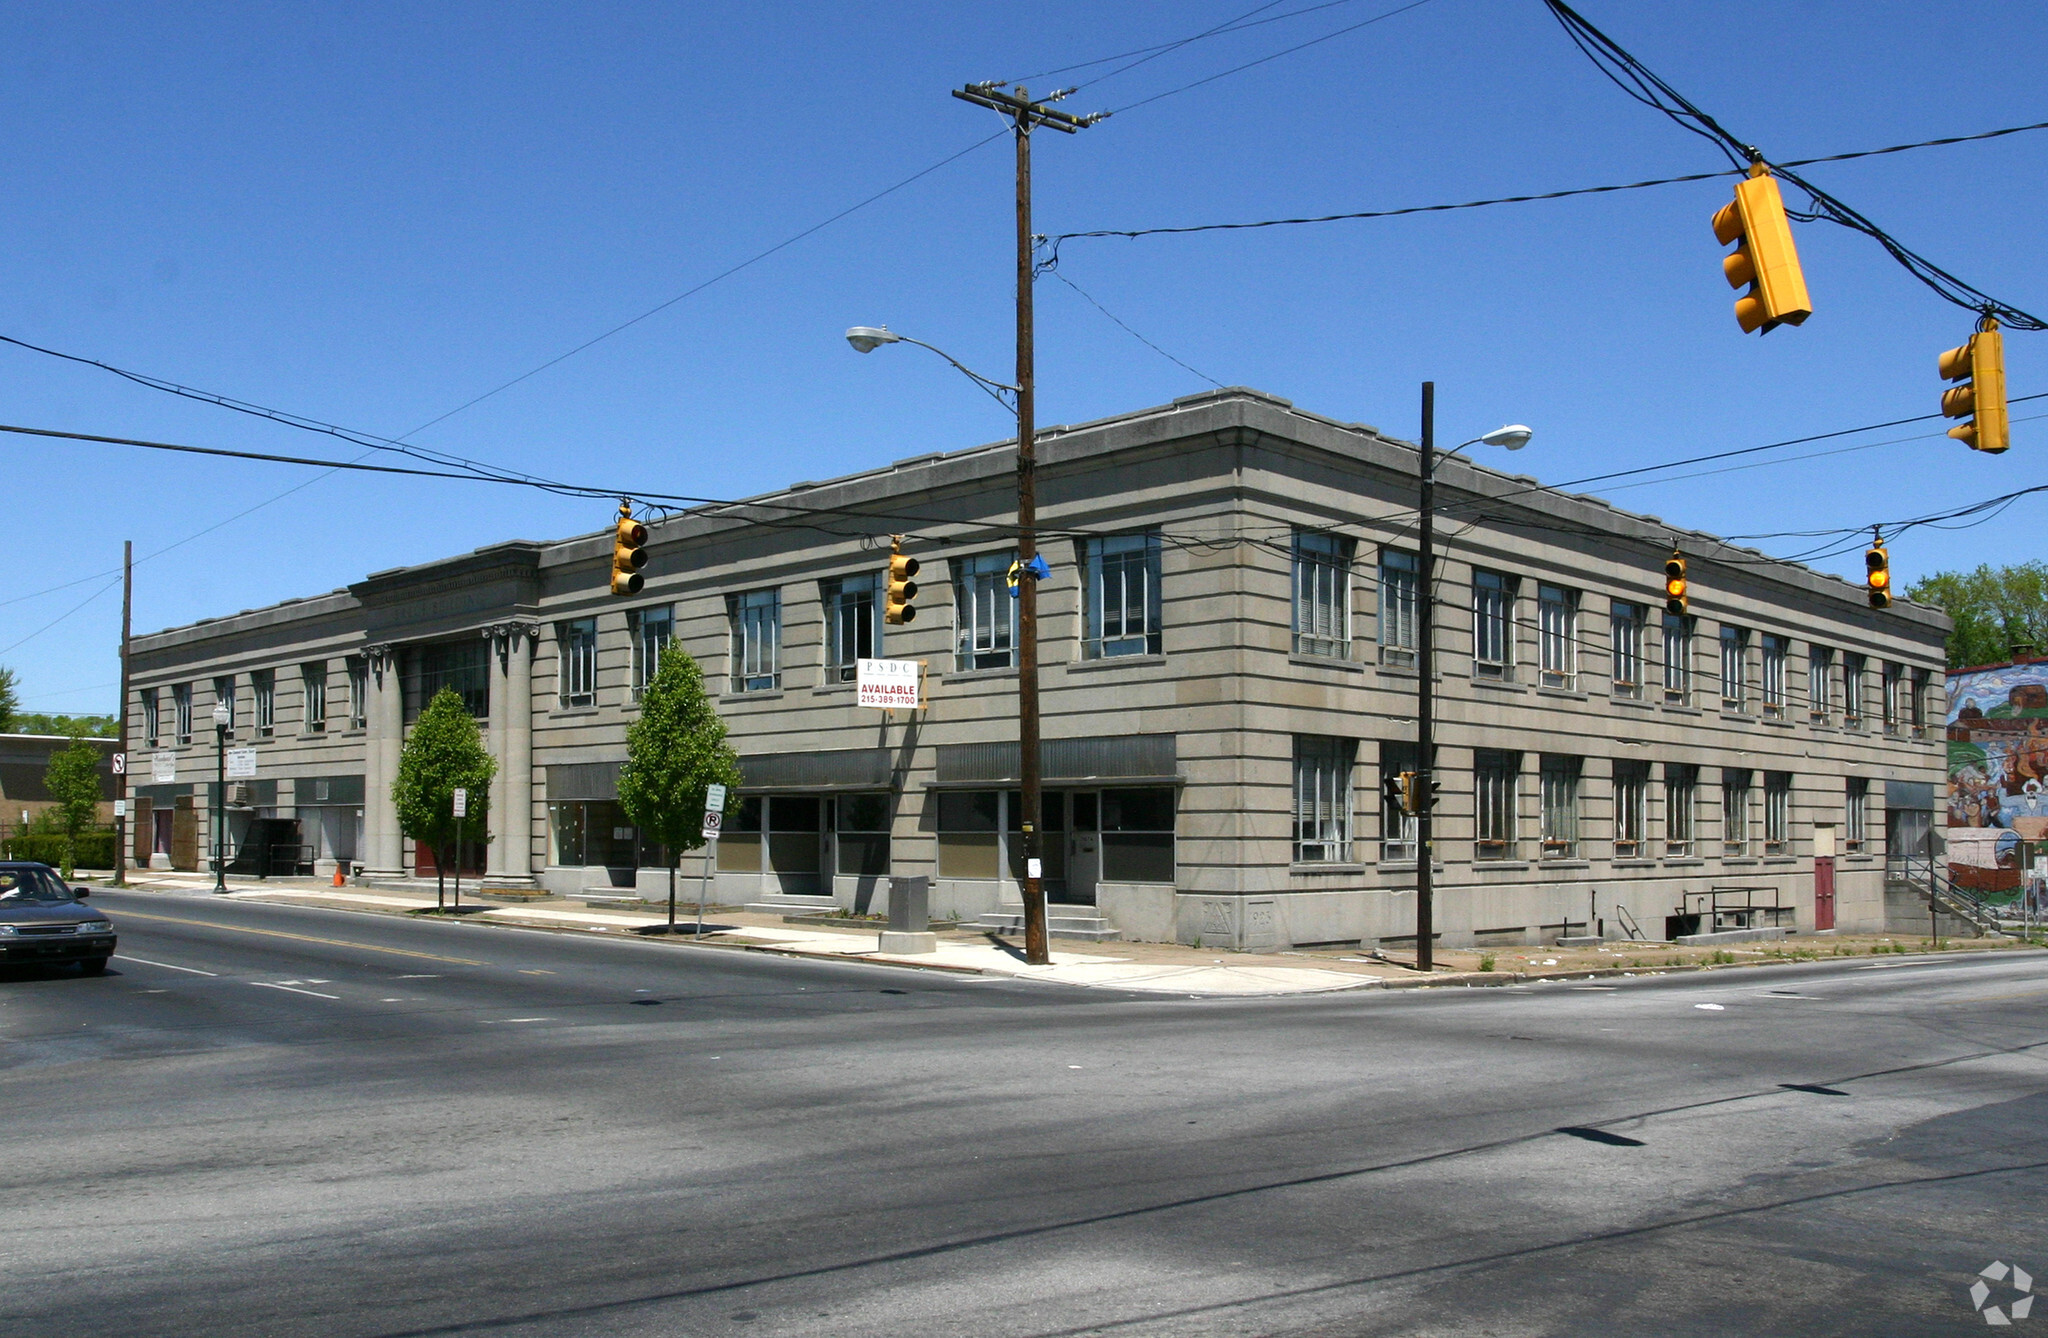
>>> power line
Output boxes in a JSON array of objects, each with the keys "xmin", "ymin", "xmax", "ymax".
[
  {"xmin": 1003, "ymin": 0, "xmax": 1373, "ymax": 86},
  {"xmin": 1043, "ymin": 268, "xmax": 1225, "ymax": 387},
  {"xmin": 1541, "ymin": 0, "xmax": 2045, "ymax": 330},
  {"xmin": 1041, "ymin": 118, "xmax": 2048, "ymax": 252}
]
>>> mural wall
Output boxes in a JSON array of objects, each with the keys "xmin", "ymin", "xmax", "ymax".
[{"xmin": 1947, "ymin": 658, "xmax": 2048, "ymax": 916}]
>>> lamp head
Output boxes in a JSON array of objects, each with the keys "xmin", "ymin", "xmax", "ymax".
[
  {"xmin": 1477, "ymin": 424, "xmax": 1533, "ymax": 451},
  {"xmin": 845, "ymin": 326, "xmax": 902, "ymax": 355},
  {"xmin": 211, "ymin": 702, "xmax": 231, "ymax": 726}
]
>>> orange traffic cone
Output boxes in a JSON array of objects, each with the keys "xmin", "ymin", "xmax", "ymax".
[{"xmin": 333, "ymin": 867, "xmax": 346, "ymax": 887}]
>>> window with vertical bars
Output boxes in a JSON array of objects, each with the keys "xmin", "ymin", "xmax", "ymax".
[
  {"xmin": 1293, "ymin": 736, "xmax": 1355, "ymax": 863},
  {"xmin": 301, "ymin": 662, "xmax": 326, "ymax": 733},
  {"xmin": 729, "ymin": 592, "xmax": 780, "ymax": 693},
  {"xmin": 955, "ymin": 553, "xmax": 1016, "ymax": 671},
  {"xmin": 347, "ymin": 658, "xmax": 368, "ymax": 730},
  {"xmin": 1761, "ymin": 634, "xmax": 1787, "ymax": 716},
  {"xmin": 1662, "ymin": 614, "xmax": 1693, "ymax": 704},
  {"xmin": 823, "ymin": 578, "xmax": 878, "ymax": 683},
  {"xmin": 1084, "ymin": 532, "xmax": 1162, "ymax": 658},
  {"xmin": 253, "ymin": 669, "xmax": 275, "ymax": 738},
  {"xmin": 1540, "ymin": 756, "xmax": 1579, "ymax": 858},
  {"xmin": 1846, "ymin": 777, "xmax": 1869, "ymax": 851},
  {"xmin": 1843, "ymin": 654, "xmax": 1867, "ymax": 729},
  {"xmin": 1764, "ymin": 772, "xmax": 1791, "ymax": 853},
  {"xmin": 1378, "ymin": 549, "xmax": 1418, "ymax": 664},
  {"xmin": 142, "ymin": 688, "xmax": 160, "ymax": 748},
  {"xmin": 1380, "ymin": 741, "xmax": 1418, "ymax": 862},
  {"xmin": 1665, "ymin": 763, "xmax": 1697, "ymax": 856},
  {"xmin": 1722, "ymin": 769, "xmax": 1751, "ymax": 855},
  {"xmin": 1882, "ymin": 662, "xmax": 1903, "ymax": 734},
  {"xmin": 559, "ymin": 618, "xmax": 599, "ymax": 706},
  {"xmin": 1613, "ymin": 760, "xmax": 1648, "ymax": 857},
  {"xmin": 1472, "ymin": 570, "xmax": 1514, "ymax": 678},
  {"xmin": 213, "ymin": 676, "xmax": 236, "ymax": 733},
  {"xmin": 1539, "ymin": 585, "xmax": 1576, "ymax": 689},
  {"xmin": 1720, "ymin": 625, "xmax": 1748, "ymax": 712},
  {"xmin": 630, "ymin": 605, "xmax": 675, "ymax": 694},
  {"xmin": 1809, "ymin": 647, "xmax": 1834, "ymax": 723},
  {"xmin": 1474, "ymin": 749, "xmax": 1519, "ymax": 859},
  {"xmin": 174, "ymin": 683, "xmax": 192, "ymax": 744},
  {"xmin": 1292, "ymin": 531, "xmax": 1351, "ymax": 658},
  {"xmin": 1610, "ymin": 602, "xmax": 1643, "ymax": 698},
  {"xmin": 1910, "ymin": 668, "xmax": 1930, "ymax": 735}
]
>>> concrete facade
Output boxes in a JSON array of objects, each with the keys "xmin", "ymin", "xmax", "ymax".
[{"xmin": 123, "ymin": 388, "xmax": 1948, "ymax": 947}]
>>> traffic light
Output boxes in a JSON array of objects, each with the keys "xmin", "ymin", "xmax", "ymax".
[
  {"xmin": 885, "ymin": 536, "xmax": 919, "ymax": 625},
  {"xmin": 1400, "ymin": 771, "xmax": 1421, "ymax": 817},
  {"xmin": 1381, "ymin": 774, "xmax": 1404, "ymax": 812},
  {"xmin": 1664, "ymin": 550, "xmax": 1688, "ymax": 616},
  {"xmin": 1865, "ymin": 540, "xmax": 1891, "ymax": 609},
  {"xmin": 611, "ymin": 501, "xmax": 647, "ymax": 596},
  {"xmin": 1711, "ymin": 164, "xmax": 1812, "ymax": 335},
  {"xmin": 1939, "ymin": 317, "xmax": 2009, "ymax": 454}
]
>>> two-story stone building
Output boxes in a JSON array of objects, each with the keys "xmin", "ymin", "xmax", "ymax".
[{"xmin": 125, "ymin": 387, "xmax": 1948, "ymax": 948}]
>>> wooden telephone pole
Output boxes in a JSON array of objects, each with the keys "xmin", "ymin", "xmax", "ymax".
[
  {"xmin": 115, "ymin": 540, "xmax": 132, "ymax": 887},
  {"xmin": 951, "ymin": 82, "xmax": 1100, "ymax": 966}
]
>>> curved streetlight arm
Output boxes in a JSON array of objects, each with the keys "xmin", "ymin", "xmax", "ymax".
[{"xmin": 846, "ymin": 327, "xmax": 1019, "ymax": 416}]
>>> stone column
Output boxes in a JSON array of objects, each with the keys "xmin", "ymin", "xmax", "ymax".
[
  {"xmin": 485, "ymin": 623, "xmax": 538, "ymax": 884},
  {"xmin": 362, "ymin": 644, "xmax": 406, "ymax": 879}
]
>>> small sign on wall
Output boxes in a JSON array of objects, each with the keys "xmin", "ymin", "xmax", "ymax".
[
  {"xmin": 856, "ymin": 658, "xmax": 922, "ymax": 710},
  {"xmin": 226, "ymin": 749, "xmax": 259, "ymax": 780},
  {"xmin": 152, "ymin": 753, "xmax": 177, "ymax": 783}
]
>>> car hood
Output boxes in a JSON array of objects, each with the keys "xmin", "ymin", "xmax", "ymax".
[{"xmin": 0, "ymin": 901, "xmax": 99, "ymax": 927}]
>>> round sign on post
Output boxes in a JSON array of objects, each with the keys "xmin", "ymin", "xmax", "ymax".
[
  {"xmin": 701, "ymin": 808, "xmax": 723, "ymax": 840},
  {"xmin": 111, "ymin": 753, "xmax": 127, "ymax": 776}
]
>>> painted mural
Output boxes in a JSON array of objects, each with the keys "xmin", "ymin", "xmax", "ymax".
[{"xmin": 1947, "ymin": 658, "xmax": 2048, "ymax": 915}]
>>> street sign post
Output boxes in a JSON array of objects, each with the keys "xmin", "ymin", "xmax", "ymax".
[
  {"xmin": 693, "ymin": 784, "xmax": 729, "ymax": 936},
  {"xmin": 111, "ymin": 753, "xmax": 126, "ymax": 776},
  {"xmin": 450, "ymin": 788, "xmax": 468, "ymax": 912}
]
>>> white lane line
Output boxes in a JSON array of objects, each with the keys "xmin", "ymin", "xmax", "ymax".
[
  {"xmin": 483, "ymin": 1017, "xmax": 554, "ymax": 1024},
  {"xmin": 249, "ymin": 981, "xmax": 342, "ymax": 1000},
  {"xmin": 114, "ymin": 955, "xmax": 219, "ymax": 977}
]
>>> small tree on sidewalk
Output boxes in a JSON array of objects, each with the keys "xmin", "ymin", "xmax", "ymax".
[
  {"xmin": 392, "ymin": 688, "xmax": 497, "ymax": 904},
  {"xmin": 618, "ymin": 649, "xmax": 741, "ymax": 926},
  {"xmin": 44, "ymin": 736, "xmax": 105, "ymax": 879}
]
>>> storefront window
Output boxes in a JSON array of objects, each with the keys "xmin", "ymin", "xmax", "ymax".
[
  {"xmin": 1101, "ymin": 787, "xmax": 1175, "ymax": 883},
  {"xmin": 937, "ymin": 790, "xmax": 1000, "ymax": 879},
  {"xmin": 836, "ymin": 793, "xmax": 891, "ymax": 876}
]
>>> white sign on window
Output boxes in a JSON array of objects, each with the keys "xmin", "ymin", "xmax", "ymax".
[
  {"xmin": 152, "ymin": 753, "xmax": 177, "ymax": 783},
  {"xmin": 226, "ymin": 748, "xmax": 259, "ymax": 780},
  {"xmin": 856, "ymin": 658, "xmax": 922, "ymax": 710}
]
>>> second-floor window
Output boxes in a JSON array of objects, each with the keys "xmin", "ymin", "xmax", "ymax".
[
  {"xmin": 1842, "ymin": 653, "xmax": 1867, "ymax": 729},
  {"xmin": 729, "ymin": 592, "xmax": 780, "ymax": 693},
  {"xmin": 955, "ymin": 554, "xmax": 1016, "ymax": 671},
  {"xmin": 1809, "ymin": 647, "xmax": 1834, "ymax": 723},
  {"xmin": 559, "ymin": 618, "xmax": 598, "ymax": 707},
  {"xmin": 1292, "ymin": 531, "xmax": 1350, "ymax": 658},
  {"xmin": 1084, "ymin": 532, "xmax": 1163, "ymax": 658},
  {"xmin": 1882, "ymin": 662, "xmax": 1903, "ymax": 734},
  {"xmin": 1911, "ymin": 668, "xmax": 1930, "ymax": 734},
  {"xmin": 302, "ymin": 662, "xmax": 327, "ymax": 733},
  {"xmin": 630, "ymin": 605, "xmax": 675, "ymax": 694},
  {"xmin": 1662, "ymin": 613, "xmax": 1693, "ymax": 705},
  {"xmin": 1539, "ymin": 584, "xmax": 1576, "ymax": 689},
  {"xmin": 253, "ymin": 669, "xmax": 275, "ymax": 738},
  {"xmin": 1293, "ymin": 736, "xmax": 1354, "ymax": 863},
  {"xmin": 1472, "ymin": 570, "xmax": 1514, "ymax": 678},
  {"xmin": 1720, "ymin": 625, "xmax": 1748, "ymax": 712},
  {"xmin": 1474, "ymin": 749, "xmax": 1519, "ymax": 860},
  {"xmin": 174, "ymin": 683, "xmax": 192, "ymax": 744},
  {"xmin": 1846, "ymin": 777, "xmax": 1870, "ymax": 852},
  {"xmin": 1379, "ymin": 549, "xmax": 1418, "ymax": 665},
  {"xmin": 1613, "ymin": 759, "xmax": 1648, "ymax": 857},
  {"xmin": 823, "ymin": 577, "xmax": 878, "ymax": 684},
  {"xmin": 347, "ymin": 657, "xmax": 368, "ymax": 730},
  {"xmin": 1611, "ymin": 602, "xmax": 1644, "ymax": 698},
  {"xmin": 1665, "ymin": 764, "xmax": 1698, "ymax": 856},
  {"xmin": 142, "ymin": 688, "xmax": 160, "ymax": 748},
  {"xmin": 214, "ymin": 676, "xmax": 237, "ymax": 732},
  {"xmin": 1761, "ymin": 634, "xmax": 1787, "ymax": 716}
]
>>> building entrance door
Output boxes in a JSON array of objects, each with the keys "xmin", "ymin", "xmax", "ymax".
[{"xmin": 1813, "ymin": 824, "xmax": 1838, "ymax": 931}]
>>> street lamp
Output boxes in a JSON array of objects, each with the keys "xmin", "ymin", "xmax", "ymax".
[
  {"xmin": 211, "ymin": 700, "xmax": 231, "ymax": 894},
  {"xmin": 846, "ymin": 324, "xmax": 1065, "ymax": 964},
  {"xmin": 1411, "ymin": 381, "xmax": 1532, "ymax": 972}
]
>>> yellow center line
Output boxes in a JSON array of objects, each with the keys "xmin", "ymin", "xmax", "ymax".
[{"xmin": 111, "ymin": 909, "xmax": 489, "ymax": 966}]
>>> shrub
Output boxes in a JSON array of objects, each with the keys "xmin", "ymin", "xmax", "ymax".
[
  {"xmin": 1478, "ymin": 953, "xmax": 1496, "ymax": 972},
  {"xmin": 3, "ymin": 830, "xmax": 116, "ymax": 870}
]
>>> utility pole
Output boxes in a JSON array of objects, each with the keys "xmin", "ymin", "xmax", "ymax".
[
  {"xmin": 1415, "ymin": 383, "xmax": 1436, "ymax": 972},
  {"xmin": 115, "ymin": 540, "xmax": 132, "ymax": 888},
  {"xmin": 953, "ymin": 82, "xmax": 1100, "ymax": 967}
]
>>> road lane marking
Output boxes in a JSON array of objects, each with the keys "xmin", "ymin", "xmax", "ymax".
[
  {"xmin": 110, "ymin": 909, "xmax": 487, "ymax": 965},
  {"xmin": 114, "ymin": 955, "xmax": 218, "ymax": 976},
  {"xmin": 483, "ymin": 1017, "xmax": 554, "ymax": 1023},
  {"xmin": 518, "ymin": 969, "xmax": 555, "ymax": 976},
  {"xmin": 250, "ymin": 981, "xmax": 342, "ymax": 1000}
]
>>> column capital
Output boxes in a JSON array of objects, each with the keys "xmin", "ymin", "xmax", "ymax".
[{"xmin": 482, "ymin": 621, "xmax": 540, "ymax": 667}]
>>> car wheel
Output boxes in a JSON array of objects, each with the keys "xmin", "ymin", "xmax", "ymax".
[{"xmin": 78, "ymin": 957, "xmax": 109, "ymax": 976}]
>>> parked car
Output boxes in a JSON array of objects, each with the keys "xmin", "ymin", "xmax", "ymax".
[{"xmin": 0, "ymin": 862, "xmax": 116, "ymax": 974}]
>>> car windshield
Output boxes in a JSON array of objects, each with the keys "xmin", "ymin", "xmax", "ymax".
[{"xmin": 0, "ymin": 867, "xmax": 77, "ymax": 903}]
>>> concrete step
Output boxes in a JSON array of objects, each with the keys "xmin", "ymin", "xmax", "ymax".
[
  {"xmin": 972, "ymin": 905, "xmax": 1122, "ymax": 942},
  {"xmin": 745, "ymin": 896, "xmax": 841, "ymax": 917}
]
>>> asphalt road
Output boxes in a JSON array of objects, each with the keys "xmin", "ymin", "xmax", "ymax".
[{"xmin": 4, "ymin": 890, "xmax": 2045, "ymax": 1338}]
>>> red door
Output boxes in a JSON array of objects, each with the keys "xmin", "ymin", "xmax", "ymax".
[{"xmin": 1814, "ymin": 856, "xmax": 1836, "ymax": 931}]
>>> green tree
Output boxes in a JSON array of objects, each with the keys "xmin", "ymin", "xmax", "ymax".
[
  {"xmin": 11, "ymin": 712, "xmax": 117, "ymax": 738},
  {"xmin": 0, "ymin": 665, "xmax": 18, "ymax": 733},
  {"xmin": 391, "ymin": 687, "xmax": 497, "ymax": 904},
  {"xmin": 44, "ymin": 737, "xmax": 105, "ymax": 878},
  {"xmin": 1907, "ymin": 562, "xmax": 2048, "ymax": 669},
  {"xmin": 617, "ymin": 649, "xmax": 741, "ymax": 924}
]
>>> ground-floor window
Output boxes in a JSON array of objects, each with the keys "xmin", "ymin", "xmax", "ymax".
[
  {"xmin": 550, "ymin": 800, "xmax": 648, "ymax": 868},
  {"xmin": 1723, "ymin": 769, "xmax": 1752, "ymax": 855},
  {"xmin": 1474, "ymin": 749, "xmax": 1519, "ymax": 860},
  {"xmin": 1540, "ymin": 755, "xmax": 1579, "ymax": 859},
  {"xmin": 1764, "ymin": 772, "xmax": 1792, "ymax": 853},
  {"xmin": 1380, "ymin": 741, "xmax": 1419, "ymax": 862},
  {"xmin": 836, "ymin": 793, "xmax": 891, "ymax": 876},
  {"xmin": 1665, "ymin": 764, "xmax": 1698, "ymax": 856},
  {"xmin": 1613, "ymin": 760, "xmax": 1648, "ymax": 858},
  {"xmin": 937, "ymin": 787, "xmax": 1173, "ymax": 885},
  {"xmin": 1293, "ymin": 736, "xmax": 1355, "ymax": 863}
]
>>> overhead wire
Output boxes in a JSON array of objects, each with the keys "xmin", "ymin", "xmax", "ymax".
[{"xmin": 1001, "ymin": 0, "xmax": 1374, "ymax": 86}]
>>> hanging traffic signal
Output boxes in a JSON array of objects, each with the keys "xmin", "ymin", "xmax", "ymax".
[
  {"xmin": 1711, "ymin": 164, "xmax": 1812, "ymax": 335},
  {"xmin": 1939, "ymin": 317, "xmax": 2009, "ymax": 454},
  {"xmin": 611, "ymin": 501, "xmax": 647, "ymax": 596},
  {"xmin": 1664, "ymin": 550, "xmax": 1688, "ymax": 616},
  {"xmin": 1381, "ymin": 774, "xmax": 1405, "ymax": 812},
  {"xmin": 1865, "ymin": 539, "xmax": 1891, "ymax": 609},
  {"xmin": 1399, "ymin": 771, "xmax": 1421, "ymax": 817},
  {"xmin": 885, "ymin": 536, "xmax": 919, "ymax": 625}
]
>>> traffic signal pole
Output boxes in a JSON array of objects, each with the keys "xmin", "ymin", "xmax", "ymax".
[
  {"xmin": 954, "ymin": 83, "xmax": 1098, "ymax": 968},
  {"xmin": 1414, "ymin": 382, "xmax": 1437, "ymax": 973},
  {"xmin": 115, "ymin": 540, "xmax": 131, "ymax": 888}
]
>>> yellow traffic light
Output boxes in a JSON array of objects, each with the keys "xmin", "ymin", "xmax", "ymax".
[
  {"xmin": 1664, "ymin": 550, "xmax": 1688, "ymax": 616},
  {"xmin": 611, "ymin": 501, "xmax": 647, "ymax": 596},
  {"xmin": 1711, "ymin": 164, "xmax": 1812, "ymax": 335},
  {"xmin": 1399, "ymin": 770, "xmax": 1420, "ymax": 817},
  {"xmin": 1939, "ymin": 318, "xmax": 2009, "ymax": 454},
  {"xmin": 885, "ymin": 535, "xmax": 920, "ymax": 625},
  {"xmin": 1865, "ymin": 541, "xmax": 1891, "ymax": 609}
]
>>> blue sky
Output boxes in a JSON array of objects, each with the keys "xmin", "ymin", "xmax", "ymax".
[{"xmin": 2, "ymin": 1, "xmax": 2042, "ymax": 716}]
